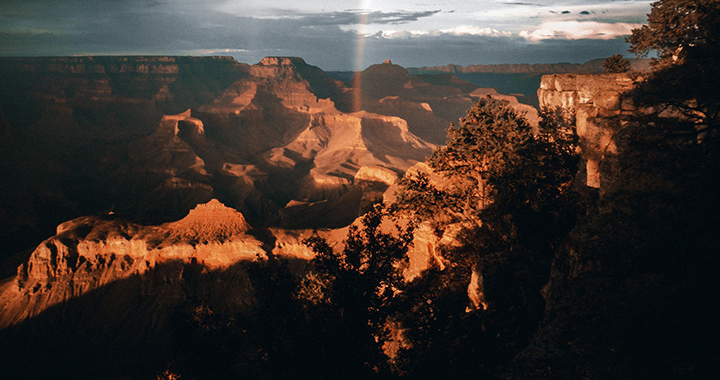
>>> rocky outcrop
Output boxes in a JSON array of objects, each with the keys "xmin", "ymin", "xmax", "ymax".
[
  {"xmin": 506, "ymin": 72, "xmax": 720, "ymax": 379},
  {"xmin": 538, "ymin": 73, "xmax": 644, "ymax": 188},
  {"xmin": 165, "ymin": 199, "xmax": 249, "ymax": 241},
  {"xmin": 0, "ymin": 56, "xmax": 253, "ymax": 258},
  {"xmin": 0, "ymin": 200, "xmax": 265, "ymax": 328},
  {"xmin": 0, "ymin": 195, "xmax": 450, "ymax": 330}
]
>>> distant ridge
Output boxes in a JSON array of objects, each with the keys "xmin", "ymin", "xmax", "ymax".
[{"xmin": 408, "ymin": 58, "xmax": 651, "ymax": 75}]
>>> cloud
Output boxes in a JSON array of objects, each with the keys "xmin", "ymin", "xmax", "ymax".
[
  {"xmin": 519, "ymin": 21, "xmax": 642, "ymax": 41},
  {"xmin": 0, "ymin": 0, "xmax": 648, "ymax": 70},
  {"xmin": 381, "ymin": 26, "xmax": 512, "ymax": 39},
  {"xmin": 262, "ymin": 10, "xmax": 442, "ymax": 26},
  {"xmin": 185, "ymin": 48, "xmax": 249, "ymax": 55}
]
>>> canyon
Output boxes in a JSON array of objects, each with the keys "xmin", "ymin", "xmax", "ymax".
[
  {"xmin": 1, "ymin": 56, "xmax": 530, "ymax": 263},
  {"xmin": 0, "ymin": 56, "xmax": 547, "ymax": 377},
  {"xmin": 0, "ymin": 56, "xmax": 714, "ymax": 379}
]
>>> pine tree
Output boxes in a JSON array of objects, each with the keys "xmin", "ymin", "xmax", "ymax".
[{"xmin": 602, "ymin": 54, "xmax": 631, "ymax": 73}]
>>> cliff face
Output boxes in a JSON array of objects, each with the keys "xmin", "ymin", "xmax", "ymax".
[
  {"xmin": 508, "ymin": 72, "xmax": 720, "ymax": 378},
  {"xmin": 0, "ymin": 200, "xmax": 266, "ymax": 329},
  {"xmin": 0, "ymin": 56, "xmax": 250, "ymax": 137},
  {"xmin": 3, "ymin": 64, "xmax": 714, "ymax": 379},
  {"xmin": 538, "ymin": 73, "xmax": 643, "ymax": 188},
  {"xmin": 0, "ymin": 56, "xmax": 252, "ymax": 259}
]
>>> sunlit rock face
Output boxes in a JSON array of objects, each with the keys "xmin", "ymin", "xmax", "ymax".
[
  {"xmin": 165, "ymin": 199, "xmax": 250, "ymax": 241},
  {"xmin": 0, "ymin": 199, "xmax": 265, "ymax": 329},
  {"xmin": 514, "ymin": 72, "xmax": 716, "ymax": 379},
  {"xmin": 538, "ymin": 73, "xmax": 643, "ymax": 188}
]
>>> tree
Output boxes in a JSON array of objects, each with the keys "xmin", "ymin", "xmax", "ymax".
[
  {"xmin": 394, "ymin": 97, "xmax": 579, "ymax": 238},
  {"xmin": 390, "ymin": 99, "xmax": 582, "ymax": 378},
  {"xmin": 603, "ymin": 54, "xmax": 631, "ymax": 73},
  {"xmin": 627, "ymin": 0, "xmax": 720, "ymax": 67},
  {"xmin": 394, "ymin": 96, "xmax": 535, "ymax": 231},
  {"xmin": 627, "ymin": 0, "xmax": 720, "ymax": 132},
  {"xmin": 301, "ymin": 203, "xmax": 414, "ymax": 378}
]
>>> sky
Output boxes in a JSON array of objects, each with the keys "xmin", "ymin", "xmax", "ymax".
[{"xmin": 0, "ymin": 0, "xmax": 654, "ymax": 71}]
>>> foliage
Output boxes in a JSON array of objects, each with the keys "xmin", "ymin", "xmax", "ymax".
[
  {"xmin": 490, "ymin": 106, "xmax": 578, "ymax": 212},
  {"xmin": 302, "ymin": 203, "xmax": 415, "ymax": 377},
  {"xmin": 627, "ymin": 0, "xmax": 720, "ymax": 132},
  {"xmin": 393, "ymin": 264, "xmax": 492, "ymax": 379},
  {"xmin": 394, "ymin": 97, "xmax": 579, "ymax": 237},
  {"xmin": 602, "ymin": 54, "xmax": 631, "ymax": 73},
  {"xmin": 389, "ymin": 99, "xmax": 582, "ymax": 377},
  {"xmin": 168, "ymin": 258, "xmax": 306, "ymax": 380},
  {"xmin": 627, "ymin": 0, "xmax": 720, "ymax": 66},
  {"xmin": 394, "ymin": 96, "xmax": 535, "ymax": 230}
]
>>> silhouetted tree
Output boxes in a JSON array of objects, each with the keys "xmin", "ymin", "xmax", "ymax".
[
  {"xmin": 301, "ymin": 203, "xmax": 414, "ymax": 378},
  {"xmin": 602, "ymin": 54, "xmax": 631, "ymax": 73},
  {"xmin": 627, "ymin": 0, "xmax": 720, "ymax": 132},
  {"xmin": 391, "ymin": 99, "xmax": 582, "ymax": 378},
  {"xmin": 394, "ymin": 96, "xmax": 537, "ymax": 231},
  {"xmin": 627, "ymin": 0, "xmax": 720, "ymax": 67},
  {"xmin": 395, "ymin": 97, "xmax": 579, "ymax": 241}
]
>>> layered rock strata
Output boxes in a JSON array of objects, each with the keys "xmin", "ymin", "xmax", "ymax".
[
  {"xmin": 0, "ymin": 200, "xmax": 266, "ymax": 329},
  {"xmin": 538, "ymin": 73, "xmax": 643, "ymax": 188}
]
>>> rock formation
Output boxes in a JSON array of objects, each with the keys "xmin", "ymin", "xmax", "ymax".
[
  {"xmin": 0, "ymin": 57, "xmax": 547, "ymax": 378},
  {"xmin": 3, "ymin": 62, "xmax": 711, "ymax": 379},
  {"xmin": 341, "ymin": 61, "xmax": 479, "ymax": 144},
  {"xmin": 1, "ymin": 55, "xmax": 540, "ymax": 258},
  {"xmin": 504, "ymin": 71, "xmax": 719, "ymax": 379},
  {"xmin": 0, "ymin": 200, "xmax": 265, "ymax": 329},
  {"xmin": 0, "ymin": 56, "xmax": 252, "ymax": 260},
  {"xmin": 407, "ymin": 59, "xmax": 651, "ymax": 108},
  {"xmin": 538, "ymin": 73, "xmax": 644, "ymax": 188}
]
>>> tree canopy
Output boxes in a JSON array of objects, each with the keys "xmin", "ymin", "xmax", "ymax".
[
  {"xmin": 394, "ymin": 96, "xmax": 534, "ymax": 229},
  {"xmin": 627, "ymin": 0, "xmax": 720, "ymax": 67},
  {"xmin": 395, "ymin": 97, "xmax": 579, "ymax": 237},
  {"xmin": 603, "ymin": 54, "xmax": 631, "ymax": 73},
  {"xmin": 627, "ymin": 0, "xmax": 720, "ymax": 132}
]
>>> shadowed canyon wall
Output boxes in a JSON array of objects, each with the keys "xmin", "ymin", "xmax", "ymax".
[{"xmin": 507, "ymin": 72, "xmax": 720, "ymax": 379}]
